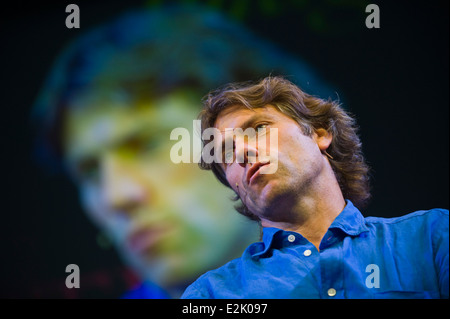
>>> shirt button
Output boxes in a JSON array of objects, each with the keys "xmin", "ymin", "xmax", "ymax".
[
  {"xmin": 303, "ymin": 249, "xmax": 312, "ymax": 257},
  {"xmin": 327, "ymin": 288, "xmax": 337, "ymax": 297},
  {"xmin": 287, "ymin": 234, "xmax": 296, "ymax": 242}
]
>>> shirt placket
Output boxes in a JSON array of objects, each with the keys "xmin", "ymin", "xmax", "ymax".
[{"xmin": 319, "ymin": 231, "xmax": 345, "ymax": 298}]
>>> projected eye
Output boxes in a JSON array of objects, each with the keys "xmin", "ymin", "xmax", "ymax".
[{"xmin": 76, "ymin": 158, "xmax": 100, "ymax": 182}]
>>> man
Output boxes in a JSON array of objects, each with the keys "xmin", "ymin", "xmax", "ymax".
[
  {"xmin": 181, "ymin": 76, "xmax": 449, "ymax": 299},
  {"xmin": 32, "ymin": 6, "xmax": 332, "ymax": 298}
]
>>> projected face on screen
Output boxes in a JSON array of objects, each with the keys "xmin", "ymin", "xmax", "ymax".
[
  {"xmin": 32, "ymin": 5, "xmax": 332, "ymax": 297},
  {"xmin": 63, "ymin": 89, "xmax": 258, "ymax": 288}
]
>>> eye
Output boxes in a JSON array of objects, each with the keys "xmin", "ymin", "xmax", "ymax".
[
  {"xmin": 255, "ymin": 123, "xmax": 268, "ymax": 130},
  {"xmin": 124, "ymin": 135, "xmax": 161, "ymax": 155},
  {"xmin": 255, "ymin": 124, "xmax": 269, "ymax": 138},
  {"xmin": 76, "ymin": 158, "xmax": 100, "ymax": 182}
]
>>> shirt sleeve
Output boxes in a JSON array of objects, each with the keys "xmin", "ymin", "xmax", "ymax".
[{"xmin": 431, "ymin": 209, "xmax": 449, "ymax": 299}]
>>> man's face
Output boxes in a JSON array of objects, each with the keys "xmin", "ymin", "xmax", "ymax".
[
  {"xmin": 214, "ymin": 104, "xmax": 330, "ymax": 223},
  {"xmin": 63, "ymin": 91, "xmax": 259, "ymax": 287}
]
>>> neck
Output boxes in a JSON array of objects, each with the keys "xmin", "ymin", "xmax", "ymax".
[{"xmin": 260, "ymin": 163, "xmax": 346, "ymax": 251}]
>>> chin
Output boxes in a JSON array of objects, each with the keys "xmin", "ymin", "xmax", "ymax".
[
  {"xmin": 258, "ymin": 177, "xmax": 284, "ymax": 201},
  {"xmin": 258, "ymin": 182, "xmax": 298, "ymax": 219},
  {"xmin": 135, "ymin": 256, "xmax": 181, "ymax": 286}
]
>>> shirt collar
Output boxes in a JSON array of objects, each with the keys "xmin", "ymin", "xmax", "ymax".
[
  {"xmin": 328, "ymin": 199, "xmax": 369, "ymax": 236},
  {"xmin": 250, "ymin": 227, "xmax": 283, "ymax": 258},
  {"xmin": 252, "ymin": 200, "xmax": 369, "ymax": 258}
]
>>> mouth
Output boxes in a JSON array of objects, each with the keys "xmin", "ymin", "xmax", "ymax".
[
  {"xmin": 126, "ymin": 225, "xmax": 172, "ymax": 255},
  {"xmin": 246, "ymin": 161, "xmax": 270, "ymax": 185}
]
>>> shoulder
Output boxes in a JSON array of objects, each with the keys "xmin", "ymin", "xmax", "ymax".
[
  {"xmin": 181, "ymin": 257, "xmax": 244, "ymax": 299},
  {"xmin": 365, "ymin": 208, "xmax": 448, "ymax": 227},
  {"xmin": 364, "ymin": 208, "xmax": 448, "ymax": 248},
  {"xmin": 181, "ymin": 239, "xmax": 267, "ymax": 299}
]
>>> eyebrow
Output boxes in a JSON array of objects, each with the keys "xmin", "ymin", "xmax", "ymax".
[{"xmin": 217, "ymin": 113, "xmax": 265, "ymax": 134}]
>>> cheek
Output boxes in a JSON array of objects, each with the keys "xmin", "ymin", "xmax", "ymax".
[
  {"xmin": 79, "ymin": 182, "xmax": 115, "ymax": 228},
  {"xmin": 79, "ymin": 183, "xmax": 129, "ymax": 242},
  {"xmin": 225, "ymin": 165, "xmax": 243, "ymax": 191},
  {"xmin": 79, "ymin": 183, "xmax": 102, "ymax": 220}
]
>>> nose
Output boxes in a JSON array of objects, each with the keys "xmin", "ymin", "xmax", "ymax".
[
  {"xmin": 101, "ymin": 151, "xmax": 147, "ymax": 214},
  {"xmin": 235, "ymin": 137, "xmax": 259, "ymax": 168}
]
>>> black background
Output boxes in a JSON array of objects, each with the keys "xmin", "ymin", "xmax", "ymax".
[{"xmin": 1, "ymin": 0, "xmax": 448, "ymax": 298}]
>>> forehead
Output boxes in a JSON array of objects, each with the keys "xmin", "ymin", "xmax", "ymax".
[{"xmin": 214, "ymin": 104, "xmax": 295, "ymax": 131}]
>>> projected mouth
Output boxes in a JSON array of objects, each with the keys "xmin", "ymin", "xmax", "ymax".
[{"xmin": 127, "ymin": 225, "xmax": 171, "ymax": 254}]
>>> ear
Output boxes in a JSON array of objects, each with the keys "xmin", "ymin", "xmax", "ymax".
[{"xmin": 313, "ymin": 128, "xmax": 332, "ymax": 151}]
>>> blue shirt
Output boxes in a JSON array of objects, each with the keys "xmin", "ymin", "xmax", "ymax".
[
  {"xmin": 122, "ymin": 281, "xmax": 171, "ymax": 299},
  {"xmin": 182, "ymin": 201, "xmax": 449, "ymax": 299}
]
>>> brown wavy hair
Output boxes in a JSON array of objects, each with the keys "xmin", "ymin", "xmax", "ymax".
[{"xmin": 199, "ymin": 76, "xmax": 371, "ymax": 221}]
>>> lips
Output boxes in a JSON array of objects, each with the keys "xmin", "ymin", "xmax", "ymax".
[
  {"xmin": 126, "ymin": 225, "xmax": 171, "ymax": 254},
  {"xmin": 246, "ymin": 161, "xmax": 270, "ymax": 185}
]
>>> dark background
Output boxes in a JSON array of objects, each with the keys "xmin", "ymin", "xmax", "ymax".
[{"xmin": 1, "ymin": 0, "xmax": 448, "ymax": 298}]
